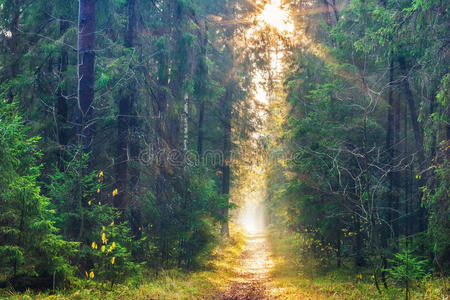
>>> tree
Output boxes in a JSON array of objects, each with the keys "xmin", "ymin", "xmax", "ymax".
[
  {"xmin": 115, "ymin": 0, "xmax": 137, "ymax": 220},
  {"xmin": 77, "ymin": 0, "xmax": 96, "ymax": 150},
  {"xmin": 0, "ymin": 104, "xmax": 76, "ymax": 287},
  {"xmin": 385, "ymin": 249, "xmax": 429, "ymax": 300}
]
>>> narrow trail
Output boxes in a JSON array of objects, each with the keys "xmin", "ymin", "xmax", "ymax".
[{"xmin": 220, "ymin": 232, "xmax": 275, "ymax": 300}]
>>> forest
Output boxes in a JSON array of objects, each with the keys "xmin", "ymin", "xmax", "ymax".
[{"xmin": 0, "ymin": 0, "xmax": 448, "ymax": 299}]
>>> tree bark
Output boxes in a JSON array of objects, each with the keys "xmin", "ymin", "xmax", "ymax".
[
  {"xmin": 196, "ymin": 22, "xmax": 208, "ymax": 157},
  {"xmin": 115, "ymin": 0, "xmax": 137, "ymax": 217},
  {"xmin": 385, "ymin": 58, "xmax": 398, "ymax": 241},
  {"xmin": 353, "ymin": 214, "xmax": 364, "ymax": 266},
  {"xmin": 323, "ymin": 0, "xmax": 333, "ymax": 28},
  {"xmin": 221, "ymin": 84, "xmax": 232, "ymax": 237},
  {"xmin": 183, "ymin": 93, "xmax": 189, "ymax": 153},
  {"xmin": 155, "ymin": 33, "xmax": 170, "ymax": 264},
  {"xmin": 331, "ymin": 0, "xmax": 339, "ymax": 22},
  {"xmin": 77, "ymin": 0, "xmax": 96, "ymax": 150},
  {"xmin": 57, "ymin": 19, "xmax": 70, "ymax": 171},
  {"xmin": 197, "ymin": 101, "xmax": 205, "ymax": 156},
  {"xmin": 7, "ymin": 3, "xmax": 21, "ymax": 103},
  {"xmin": 398, "ymin": 57, "xmax": 425, "ymax": 164},
  {"xmin": 398, "ymin": 56, "xmax": 427, "ymax": 233}
]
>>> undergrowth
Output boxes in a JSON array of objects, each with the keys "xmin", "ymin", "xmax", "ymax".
[
  {"xmin": 0, "ymin": 232, "xmax": 245, "ymax": 300},
  {"xmin": 268, "ymin": 229, "xmax": 449, "ymax": 300}
]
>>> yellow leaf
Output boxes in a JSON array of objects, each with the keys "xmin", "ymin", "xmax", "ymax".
[
  {"xmin": 110, "ymin": 221, "xmax": 114, "ymax": 226},
  {"xmin": 89, "ymin": 271, "xmax": 94, "ymax": 279},
  {"xmin": 111, "ymin": 257, "xmax": 115, "ymax": 265},
  {"xmin": 85, "ymin": 271, "xmax": 89, "ymax": 278}
]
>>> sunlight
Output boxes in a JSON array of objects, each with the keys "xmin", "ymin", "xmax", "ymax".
[
  {"xmin": 239, "ymin": 200, "xmax": 265, "ymax": 234},
  {"xmin": 254, "ymin": 73, "xmax": 268, "ymax": 105},
  {"xmin": 257, "ymin": 0, "xmax": 294, "ymax": 33}
]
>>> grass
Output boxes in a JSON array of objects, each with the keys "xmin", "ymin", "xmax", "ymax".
[
  {"xmin": 0, "ymin": 232, "xmax": 245, "ymax": 300},
  {"xmin": 267, "ymin": 230, "xmax": 449, "ymax": 300}
]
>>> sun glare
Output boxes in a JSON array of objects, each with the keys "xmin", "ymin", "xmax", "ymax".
[
  {"xmin": 257, "ymin": 0, "xmax": 294, "ymax": 33},
  {"xmin": 239, "ymin": 200, "xmax": 265, "ymax": 234}
]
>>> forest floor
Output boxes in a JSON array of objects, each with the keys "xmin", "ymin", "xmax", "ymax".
[
  {"xmin": 218, "ymin": 232, "xmax": 274, "ymax": 299},
  {"xmin": 1, "ymin": 233, "xmax": 246, "ymax": 300},
  {"xmin": 2, "ymin": 229, "xmax": 448, "ymax": 299},
  {"xmin": 218, "ymin": 228, "xmax": 450, "ymax": 299},
  {"xmin": 266, "ymin": 230, "xmax": 449, "ymax": 300}
]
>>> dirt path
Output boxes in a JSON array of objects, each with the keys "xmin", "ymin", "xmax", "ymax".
[{"xmin": 220, "ymin": 232, "xmax": 275, "ymax": 300}]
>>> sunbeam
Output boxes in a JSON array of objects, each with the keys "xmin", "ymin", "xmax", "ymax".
[{"xmin": 257, "ymin": 0, "xmax": 294, "ymax": 33}]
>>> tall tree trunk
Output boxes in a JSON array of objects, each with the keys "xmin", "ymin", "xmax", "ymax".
[
  {"xmin": 220, "ymin": 0, "xmax": 236, "ymax": 236},
  {"xmin": 398, "ymin": 57, "xmax": 425, "ymax": 163},
  {"xmin": 167, "ymin": 0, "xmax": 185, "ymax": 150},
  {"xmin": 393, "ymin": 80, "xmax": 401, "ymax": 240},
  {"xmin": 196, "ymin": 22, "xmax": 208, "ymax": 157},
  {"xmin": 429, "ymin": 91, "xmax": 437, "ymax": 160},
  {"xmin": 221, "ymin": 84, "xmax": 232, "ymax": 237},
  {"xmin": 323, "ymin": 0, "xmax": 333, "ymax": 28},
  {"xmin": 77, "ymin": 0, "xmax": 96, "ymax": 150},
  {"xmin": 404, "ymin": 99, "xmax": 410, "ymax": 244},
  {"xmin": 353, "ymin": 214, "xmax": 364, "ymax": 266},
  {"xmin": 115, "ymin": 0, "xmax": 137, "ymax": 219},
  {"xmin": 197, "ymin": 101, "xmax": 205, "ymax": 156},
  {"xmin": 7, "ymin": 3, "xmax": 21, "ymax": 103},
  {"xmin": 322, "ymin": 0, "xmax": 337, "ymax": 46},
  {"xmin": 398, "ymin": 57, "xmax": 427, "ymax": 233},
  {"xmin": 336, "ymin": 231, "xmax": 341, "ymax": 268},
  {"xmin": 385, "ymin": 58, "xmax": 398, "ymax": 241},
  {"xmin": 57, "ymin": 19, "xmax": 70, "ymax": 171},
  {"xmin": 155, "ymin": 35, "xmax": 170, "ymax": 264},
  {"xmin": 447, "ymin": 100, "xmax": 450, "ymax": 155},
  {"xmin": 331, "ymin": 0, "xmax": 339, "ymax": 22},
  {"xmin": 183, "ymin": 93, "xmax": 189, "ymax": 153},
  {"xmin": 76, "ymin": 0, "xmax": 96, "ymax": 240}
]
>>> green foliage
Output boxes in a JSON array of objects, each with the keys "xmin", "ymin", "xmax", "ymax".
[
  {"xmin": 0, "ymin": 103, "xmax": 77, "ymax": 281},
  {"xmin": 47, "ymin": 150, "xmax": 143, "ymax": 283},
  {"xmin": 5, "ymin": 0, "xmax": 449, "ymax": 294},
  {"xmin": 385, "ymin": 249, "xmax": 429, "ymax": 284},
  {"xmin": 138, "ymin": 165, "xmax": 228, "ymax": 269},
  {"xmin": 47, "ymin": 151, "xmax": 103, "ymax": 242},
  {"xmin": 384, "ymin": 249, "xmax": 430, "ymax": 299},
  {"xmin": 267, "ymin": 0, "xmax": 450, "ymax": 284},
  {"xmin": 421, "ymin": 74, "xmax": 450, "ymax": 273},
  {"xmin": 88, "ymin": 222, "xmax": 141, "ymax": 287},
  {"xmin": 0, "ymin": 0, "xmax": 252, "ymax": 292}
]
